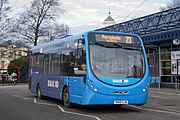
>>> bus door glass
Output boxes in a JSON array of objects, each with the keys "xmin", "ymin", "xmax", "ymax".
[
  {"xmin": 69, "ymin": 39, "xmax": 86, "ymax": 97},
  {"xmin": 74, "ymin": 39, "xmax": 86, "ymax": 78}
]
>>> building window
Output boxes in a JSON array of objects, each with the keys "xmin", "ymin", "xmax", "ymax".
[{"xmin": 160, "ymin": 45, "xmax": 171, "ymax": 83}]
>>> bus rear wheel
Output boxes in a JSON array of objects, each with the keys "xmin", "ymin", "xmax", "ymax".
[
  {"xmin": 63, "ymin": 87, "xmax": 71, "ymax": 108},
  {"xmin": 37, "ymin": 85, "xmax": 43, "ymax": 99}
]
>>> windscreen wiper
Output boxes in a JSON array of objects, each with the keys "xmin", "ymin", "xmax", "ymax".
[
  {"xmin": 94, "ymin": 42, "xmax": 115, "ymax": 48},
  {"xmin": 94, "ymin": 42, "xmax": 141, "ymax": 50},
  {"xmin": 122, "ymin": 46, "xmax": 142, "ymax": 51},
  {"xmin": 113, "ymin": 43, "xmax": 123, "ymax": 48},
  {"xmin": 114, "ymin": 43, "xmax": 141, "ymax": 50}
]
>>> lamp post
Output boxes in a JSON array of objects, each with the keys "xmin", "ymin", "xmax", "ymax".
[
  {"xmin": 10, "ymin": 45, "xmax": 21, "ymax": 82},
  {"xmin": 48, "ymin": 17, "xmax": 51, "ymax": 41},
  {"xmin": 48, "ymin": 16, "xmax": 54, "ymax": 41}
]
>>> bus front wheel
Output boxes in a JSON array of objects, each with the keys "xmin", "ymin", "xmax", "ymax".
[{"xmin": 63, "ymin": 87, "xmax": 71, "ymax": 108}]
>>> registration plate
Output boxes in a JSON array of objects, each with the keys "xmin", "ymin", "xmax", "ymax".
[{"xmin": 114, "ymin": 100, "xmax": 128, "ymax": 104}]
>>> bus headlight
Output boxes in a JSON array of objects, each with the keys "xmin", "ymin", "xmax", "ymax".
[
  {"xmin": 143, "ymin": 89, "xmax": 146, "ymax": 92},
  {"xmin": 94, "ymin": 88, "xmax": 97, "ymax": 92},
  {"xmin": 146, "ymin": 82, "xmax": 150, "ymax": 88},
  {"xmin": 88, "ymin": 80, "xmax": 94, "ymax": 88},
  {"xmin": 88, "ymin": 80, "xmax": 98, "ymax": 92},
  {"xmin": 142, "ymin": 82, "xmax": 150, "ymax": 92}
]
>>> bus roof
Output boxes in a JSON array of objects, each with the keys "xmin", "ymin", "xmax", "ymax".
[
  {"xmin": 30, "ymin": 33, "xmax": 84, "ymax": 51},
  {"xmin": 30, "ymin": 31, "xmax": 140, "ymax": 52}
]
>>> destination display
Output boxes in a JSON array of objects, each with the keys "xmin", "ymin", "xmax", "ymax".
[{"xmin": 89, "ymin": 33, "xmax": 139, "ymax": 44}]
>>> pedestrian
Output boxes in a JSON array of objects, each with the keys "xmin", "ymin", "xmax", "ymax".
[
  {"xmin": 1, "ymin": 74, "xmax": 5, "ymax": 84},
  {"xmin": 12, "ymin": 72, "xmax": 17, "ymax": 84}
]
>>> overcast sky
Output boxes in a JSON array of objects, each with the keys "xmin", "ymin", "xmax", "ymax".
[{"xmin": 9, "ymin": 0, "xmax": 172, "ymax": 35}]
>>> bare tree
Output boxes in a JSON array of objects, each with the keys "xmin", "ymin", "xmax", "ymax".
[
  {"xmin": 0, "ymin": 0, "xmax": 11, "ymax": 41},
  {"xmin": 160, "ymin": 0, "xmax": 180, "ymax": 11},
  {"xmin": 39, "ymin": 22, "xmax": 70, "ymax": 43},
  {"xmin": 51, "ymin": 23, "xmax": 69, "ymax": 40},
  {"xmin": 15, "ymin": 0, "xmax": 69, "ymax": 46}
]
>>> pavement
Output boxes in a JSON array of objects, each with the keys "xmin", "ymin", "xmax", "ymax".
[
  {"xmin": 0, "ymin": 83, "xmax": 28, "ymax": 86},
  {"xmin": 147, "ymin": 87, "xmax": 180, "ymax": 112}
]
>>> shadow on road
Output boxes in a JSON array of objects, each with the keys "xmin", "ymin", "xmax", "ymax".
[{"xmin": 34, "ymin": 96, "xmax": 142, "ymax": 114}]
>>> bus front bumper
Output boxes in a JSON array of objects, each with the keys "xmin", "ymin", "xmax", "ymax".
[{"xmin": 81, "ymin": 87, "xmax": 148, "ymax": 105}]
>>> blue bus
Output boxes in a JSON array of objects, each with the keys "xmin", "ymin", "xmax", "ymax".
[{"xmin": 29, "ymin": 31, "xmax": 149, "ymax": 107}]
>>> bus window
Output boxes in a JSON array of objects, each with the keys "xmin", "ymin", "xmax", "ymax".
[
  {"xmin": 38, "ymin": 55, "xmax": 44, "ymax": 69},
  {"xmin": 31, "ymin": 53, "xmax": 44, "ymax": 75},
  {"xmin": 58, "ymin": 41, "xmax": 76, "ymax": 76},
  {"xmin": 44, "ymin": 55, "xmax": 49, "ymax": 75},
  {"xmin": 51, "ymin": 53, "xmax": 61, "ymax": 75},
  {"xmin": 74, "ymin": 39, "xmax": 86, "ymax": 75}
]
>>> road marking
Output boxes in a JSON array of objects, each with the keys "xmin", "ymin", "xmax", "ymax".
[
  {"xmin": 13, "ymin": 95, "xmax": 32, "ymax": 100},
  {"xmin": 128, "ymin": 105, "xmax": 180, "ymax": 116},
  {"xmin": 0, "ymin": 85, "xmax": 23, "ymax": 88},
  {"xmin": 33, "ymin": 99, "xmax": 57, "ymax": 107},
  {"xmin": 0, "ymin": 86, "xmax": 12, "ymax": 88},
  {"xmin": 33, "ymin": 99, "xmax": 101, "ymax": 120},
  {"xmin": 58, "ymin": 105, "xmax": 101, "ymax": 120}
]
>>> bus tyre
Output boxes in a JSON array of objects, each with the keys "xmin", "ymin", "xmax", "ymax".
[
  {"xmin": 63, "ymin": 87, "xmax": 71, "ymax": 108},
  {"xmin": 37, "ymin": 85, "xmax": 43, "ymax": 99}
]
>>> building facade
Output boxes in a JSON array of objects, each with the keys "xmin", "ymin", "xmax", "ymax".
[{"xmin": 0, "ymin": 40, "xmax": 29, "ymax": 74}]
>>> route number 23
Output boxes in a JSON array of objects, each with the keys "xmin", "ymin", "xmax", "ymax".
[{"xmin": 125, "ymin": 36, "xmax": 132, "ymax": 44}]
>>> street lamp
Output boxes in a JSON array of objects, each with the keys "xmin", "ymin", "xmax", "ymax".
[{"xmin": 48, "ymin": 16, "xmax": 55, "ymax": 41}]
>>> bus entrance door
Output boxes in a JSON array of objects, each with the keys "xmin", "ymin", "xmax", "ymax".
[{"xmin": 68, "ymin": 77, "xmax": 85, "ymax": 104}]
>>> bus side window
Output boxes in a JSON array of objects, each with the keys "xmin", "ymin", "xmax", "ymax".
[
  {"xmin": 51, "ymin": 53, "xmax": 61, "ymax": 76},
  {"xmin": 44, "ymin": 55, "xmax": 49, "ymax": 75},
  {"xmin": 32, "ymin": 53, "xmax": 44, "ymax": 75}
]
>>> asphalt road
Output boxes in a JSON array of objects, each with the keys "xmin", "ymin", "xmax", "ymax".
[{"xmin": 0, "ymin": 85, "xmax": 180, "ymax": 120}]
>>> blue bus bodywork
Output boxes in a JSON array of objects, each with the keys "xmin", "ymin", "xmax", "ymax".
[{"xmin": 29, "ymin": 31, "xmax": 149, "ymax": 107}]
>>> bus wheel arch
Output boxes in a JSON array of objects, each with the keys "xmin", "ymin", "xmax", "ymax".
[
  {"xmin": 62, "ymin": 86, "xmax": 72, "ymax": 108},
  {"xmin": 61, "ymin": 85, "xmax": 67, "ymax": 99}
]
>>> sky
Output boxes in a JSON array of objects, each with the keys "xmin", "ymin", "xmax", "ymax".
[{"xmin": 9, "ymin": 0, "xmax": 172, "ymax": 35}]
